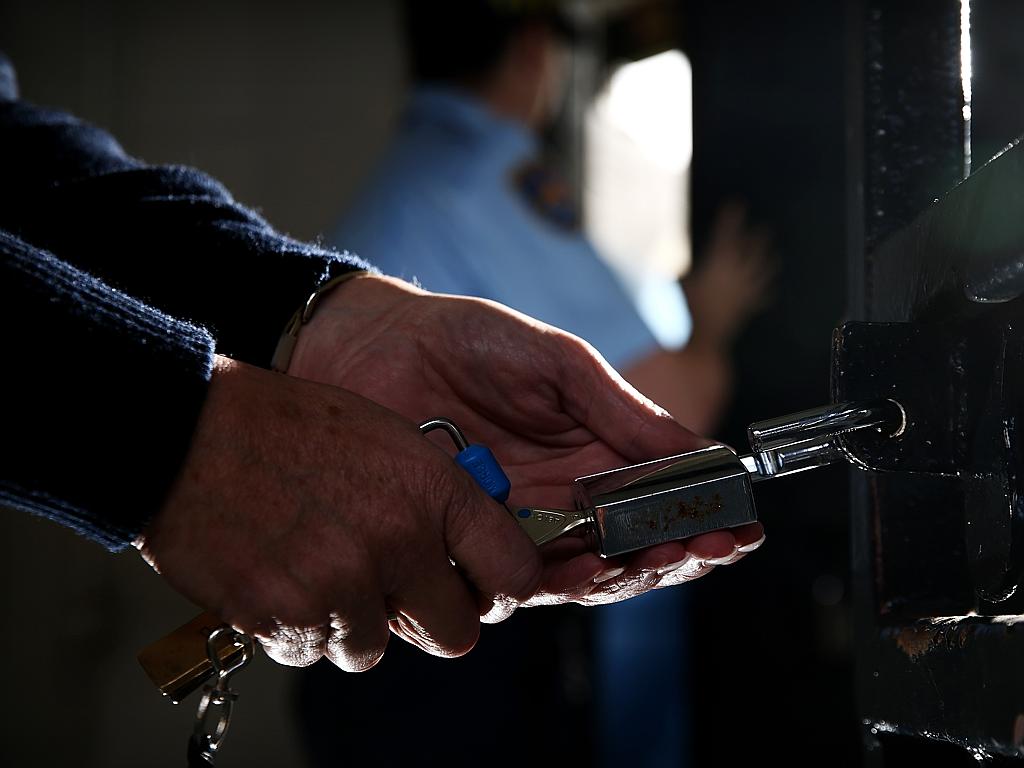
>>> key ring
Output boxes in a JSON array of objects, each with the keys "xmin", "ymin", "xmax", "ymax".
[{"xmin": 188, "ymin": 626, "xmax": 255, "ymax": 766}]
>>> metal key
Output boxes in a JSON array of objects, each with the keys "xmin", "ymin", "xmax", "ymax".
[{"xmin": 515, "ymin": 398, "xmax": 905, "ymax": 557}]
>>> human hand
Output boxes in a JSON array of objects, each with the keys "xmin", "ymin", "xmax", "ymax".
[
  {"xmin": 684, "ymin": 202, "xmax": 776, "ymax": 347},
  {"xmin": 288, "ymin": 275, "xmax": 765, "ymax": 614},
  {"xmin": 135, "ymin": 356, "xmax": 542, "ymax": 670}
]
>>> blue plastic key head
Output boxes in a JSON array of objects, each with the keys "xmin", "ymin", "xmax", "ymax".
[{"xmin": 455, "ymin": 445, "xmax": 511, "ymax": 503}]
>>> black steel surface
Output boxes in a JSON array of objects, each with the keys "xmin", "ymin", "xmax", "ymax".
[{"xmin": 847, "ymin": 1, "xmax": 1024, "ymax": 760}]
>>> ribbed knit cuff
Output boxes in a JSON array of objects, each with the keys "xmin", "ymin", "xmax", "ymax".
[{"xmin": 3, "ymin": 231, "xmax": 216, "ymax": 550}]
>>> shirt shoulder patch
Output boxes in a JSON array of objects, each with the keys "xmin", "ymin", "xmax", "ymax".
[{"xmin": 510, "ymin": 160, "xmax": 580, "ymax": 232}]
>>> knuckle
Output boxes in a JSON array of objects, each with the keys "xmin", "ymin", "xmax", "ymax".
[
  {"xmin": 480, "ymin": 595, "xmax": 520, "ymax": 624},
  {"xmin": 326, "ymin": 612, "xmax": 389, "ymax": 672},
  {"xmin": 557, "ymin": 334, "xmax": 602, "ymax": 375},
  {"xmin": 432, "ymin": 473, "xmax": 490, "ymax": 552},
  {"xmin": 403, "ymin": 450, "xmax": 473, "ymax": 533},
  {"xmin": 436, "ymin": 620, "xmax": 481, "ymax": 659},
  {"xmin": 255, "ymin": 621, "xmax": 327, "ymax": 668},
  {"xmin": 327, "ymin": 636, "xmax": 388, "ymax": 672},
  {"xmin": 391, "ymin": 611, "xmax": 480, "ymax": 659},
  {"xmin": 497, "ymin": 549, "xmax": 543, "ymax": 603},
  {"xmin": 430, "ymin": 464, "xmax": 476, "ymax": 527}
]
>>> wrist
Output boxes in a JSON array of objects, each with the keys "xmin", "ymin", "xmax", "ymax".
[
  {"xmin": 270, "ymin": 270, "xmax": 373, "ymax": 372},
  {"xmin": 286, "ymin": 274, "xmax": 427, "ymax": 378},
  {"xmin": 133, "ymin": 353, "xmax": 240, "ymax": 555},
  {"xmin": 312, "ymin": 273, "xmax": 424, "ymax": 315}
]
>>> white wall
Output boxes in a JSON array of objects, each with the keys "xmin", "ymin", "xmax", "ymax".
[{"xmin": 0, "ymin": 0, "xmax": 405, "ymax": 239}]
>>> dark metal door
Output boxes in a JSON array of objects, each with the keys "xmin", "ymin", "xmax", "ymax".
[{"xmin": 846, "ymin": 1, "xmax": 1024, "ymax": 762}]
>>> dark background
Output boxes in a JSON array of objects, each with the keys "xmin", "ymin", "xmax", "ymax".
[{"xmin": 681, "ymin": 1, "xmax": 856, "ymax": 761}]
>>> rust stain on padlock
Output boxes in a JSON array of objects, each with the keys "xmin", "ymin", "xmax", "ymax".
[
  {"xmin": 580, "ymin": 446, "xmax": 756, "ymax": 557},
  {"xmin": 660, "ymin": 493, "xmax": 724, "ymax": 531}
]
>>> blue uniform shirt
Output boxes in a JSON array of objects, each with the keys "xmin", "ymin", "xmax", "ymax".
[{"xmin": 333, "ymin": 85, "xmax": 686, "ymax": 371}]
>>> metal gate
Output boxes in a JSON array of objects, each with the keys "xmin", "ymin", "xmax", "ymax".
[{"xmin": 846, "ymin": 0, "xmax": 1024, "ymax": 761}]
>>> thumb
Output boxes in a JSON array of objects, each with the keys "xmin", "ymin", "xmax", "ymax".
[
  {"xmin": 442, "ymin": 470, "xmax": 543, "ymax": 610},
  {"xmin": 558, "ymin": 336, "xmax": 708, "ymax": 461}
]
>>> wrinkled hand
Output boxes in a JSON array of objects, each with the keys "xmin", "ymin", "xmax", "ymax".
[
  {"xmin": 136, "ymin": 356, "xmax": 542, "ymax": 670},
  {"xmin": 289, "ymin": 275, "xmax": 765, "ymax": 613},
  {"xmin": 685, "ymin": 202, "xmax": 776, "ymax": 346}
]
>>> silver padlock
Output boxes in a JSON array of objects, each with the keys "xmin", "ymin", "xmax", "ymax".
[{"xmin": 515, "ymin": 399, "xmax": 905, "ymax": 556}]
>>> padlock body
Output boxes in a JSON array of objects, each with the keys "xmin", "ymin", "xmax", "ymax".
[{"xmin": 574, "ymin": 445, "xmax": 757, "ymax": 557}]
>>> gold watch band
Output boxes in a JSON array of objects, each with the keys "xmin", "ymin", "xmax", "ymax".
[{"xmin": 270, "ymin": 270, "xmax": 368, "ymax": 372}]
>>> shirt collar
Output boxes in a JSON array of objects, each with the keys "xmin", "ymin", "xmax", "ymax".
[{"xmin": 403, "ymin": 84, "xmax": 538, "ymax": 168}]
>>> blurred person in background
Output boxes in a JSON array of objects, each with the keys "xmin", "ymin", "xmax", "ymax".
[{"xmin": 298, "ymin": 2, "xmax": 773, "ymax": 767}]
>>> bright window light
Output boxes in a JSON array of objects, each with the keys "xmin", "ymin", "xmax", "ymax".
[
  {"xmin": 960, "ymin": 0, "xmax": 972, "ymax": 176},
  {"xmin": 584, "ymin": 49, "xmax": 693, "ymax": 349},
  {"xmin": 599, "ymin": 50, "xmax": 693, "ymax": 173}
]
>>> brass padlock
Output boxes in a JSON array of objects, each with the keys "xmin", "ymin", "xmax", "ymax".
[{"xmin": 137, "ymin": 611, "xmax": 248, "ymax": 704}]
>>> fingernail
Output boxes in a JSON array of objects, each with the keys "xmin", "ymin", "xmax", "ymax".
[
  {"xmin": 656, "ymin": 556, "xmax": 692, "ymax": 576},
  {"xmin": 593, "ymin": 566, "xmax": 626, "ymax": 584},
  {"xmin": 705, "ymin": 552, "xmax": 740, "ymax": 566},
  {"xmin": 737, "ymin": 534, "xmax": 766, "ymax": 553}
]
